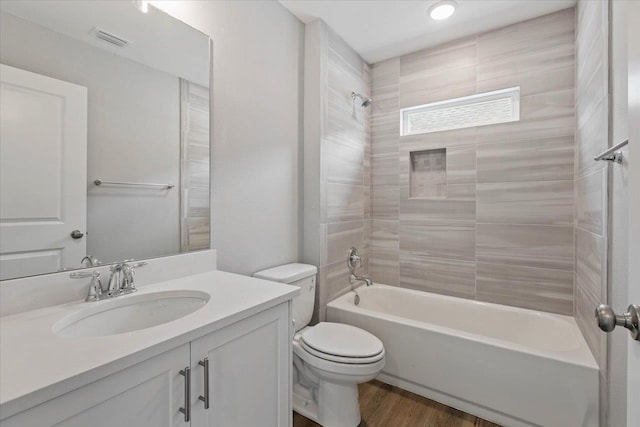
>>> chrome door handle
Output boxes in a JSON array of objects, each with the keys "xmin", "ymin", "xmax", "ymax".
[
  {"xmin": 179, "ymin": 367, "xmax": 191, "ymax": 422},
  {"xmin": 70, "ymin": 230, "xmax": 84, "ymax": 239},
  {"xmin": 198, "ymin": 358, "xmax": 210, "ymax": 409},
  {"xmin": 595, "ymin": 304, "xmax": 640, "ymax": 340}
]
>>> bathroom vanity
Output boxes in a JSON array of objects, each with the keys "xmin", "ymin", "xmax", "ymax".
[
  {"xmin": 0, "ymin": 260, "xmax": 298, "ymax": 427},
  {"xmin": 0, "ymin": 3, "xmax": 292, "ymax": 424}
]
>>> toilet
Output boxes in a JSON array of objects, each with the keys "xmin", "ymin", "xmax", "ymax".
[{"xmin": 254, "ymin": 263, "xmax": 385, "ymax": 427}]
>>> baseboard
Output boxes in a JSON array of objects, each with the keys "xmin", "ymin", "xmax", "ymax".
[{"xmin": 375, "ymin": 373, "xmax": 536, "ymax": 427}]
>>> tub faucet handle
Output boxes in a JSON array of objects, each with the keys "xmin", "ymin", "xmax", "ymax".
[{"xmin": 347, "ymin": 247, "xmax": 362, "ymax": 270}]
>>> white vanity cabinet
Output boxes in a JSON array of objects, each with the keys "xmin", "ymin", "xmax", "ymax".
[
  {"xmin": 190, "ymin": 302, "xmax": 291, "ymax": 427},
  {"xmin": 1, "ymin": 303, "xmax": 292, "ymax": 427},
  {"xmin": 1, "ymin": 344, "xmax": 190, "ymax": 427}
]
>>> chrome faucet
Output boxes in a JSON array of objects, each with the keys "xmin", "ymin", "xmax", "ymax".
[
  {"xmin": 107, "ymin": 263, "xmax": 124, "ymax": 294},
  {"xmin": 70, "ymin": 270, "xmax": 105, "ymax": 302},
  {"xmin": 349, "ymin": 273, "xmax": 372, "ymax": 287},
  {"xmin": 347, "ymin": 247, "xmax": 372, "ymax": 287},
  {"xmin": 70, "ymin": 261, "xmax": 146, "ymax": 302},
  {"xmin": 80, "ymin": 255, "xmax": 101, "ymax": 268},
  {"xmin": 107, "ymin": 261, "xmax": 147, "ymax": 296}
]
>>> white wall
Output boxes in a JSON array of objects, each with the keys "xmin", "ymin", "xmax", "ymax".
[
  {"xmin": 151, "ymin": 1, "xmax": 305, "ymax": 276},
  {"xmin": 0, "ymin": 12, "xmax": 181, "ymax": 265}
]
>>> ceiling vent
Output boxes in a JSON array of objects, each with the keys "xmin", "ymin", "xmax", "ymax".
[{"xmin": 92, "ymin": 28, "xmax": 129, "ymax": 48}]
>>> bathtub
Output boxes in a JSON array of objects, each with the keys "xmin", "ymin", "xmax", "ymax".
[{"xmin": 326, "ymin": 284, "xmax": 599, "ymax": 427}]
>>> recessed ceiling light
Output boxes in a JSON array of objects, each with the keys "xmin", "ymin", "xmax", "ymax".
[{"xmin": 429, "ymin": 0, "xmax": 457, "ymax": 21}]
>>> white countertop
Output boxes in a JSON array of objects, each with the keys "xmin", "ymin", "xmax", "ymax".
[{"xmin": 0, "ymin": 270, "xmax": 298, "ymax": 419}]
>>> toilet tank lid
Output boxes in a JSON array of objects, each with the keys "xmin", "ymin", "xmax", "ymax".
[{"xmin": 253, "ymin": 263, "xmax": 317, "ymax": 284}]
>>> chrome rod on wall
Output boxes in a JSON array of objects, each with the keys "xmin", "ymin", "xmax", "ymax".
[
  {"xmin": 594, "ymin": 139, "xmax": 629, "ymax": 163},
  {"xmin": 93, "ymin": 179, "xmax": 175, "ymax": 189}
]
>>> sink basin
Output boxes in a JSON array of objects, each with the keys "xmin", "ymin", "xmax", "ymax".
[{"xmin": 53, "ymin": 290, "xmax": 210, "ymax": 338}]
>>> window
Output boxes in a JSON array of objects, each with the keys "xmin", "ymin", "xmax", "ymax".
[{"xmin": 400, "ymin": 87, "xmax": 520, "ymax": 136}]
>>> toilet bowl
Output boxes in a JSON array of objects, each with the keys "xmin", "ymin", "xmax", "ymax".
[
  {"xmin": 253, "ymin": 263, "xmax": 385, "ymax": 427},
  {"xmin": 293, "ymin": 322, "xmax": 385, "ymax": 427}
]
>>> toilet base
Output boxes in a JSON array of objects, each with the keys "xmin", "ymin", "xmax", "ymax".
[
  {"xmin": 293, "ymin": 387, "xmax": 319, "ymax": 423},
  {"xmin": 292, "ymin": 379, "xmax": 361, "ymax": 427}
]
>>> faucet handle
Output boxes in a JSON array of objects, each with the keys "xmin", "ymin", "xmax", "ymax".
[
  {"xmin": 121, "ymin": 261, "xmax": 147, "ymax": 290},
  {"xmin": 110, "ymin": 262, "xmax": 123, "ymax": 272},
  {"xmin": 128, "ymin": 261, "xmax": 147, "ymax": 269},
  {"xmin": 70, "ymin": 270, "xmax": 104, "ymax": 302},
  {"xmin": 347, "ymin": 247, "xmax": 362, "ymax": 271}
]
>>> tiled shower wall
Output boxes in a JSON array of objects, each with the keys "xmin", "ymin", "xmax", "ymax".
[
  {"xmin": 369, "ymin": 8, "xmax": 577, "ymax": 315},
  {"xmin": 304, "ymin": 21, "xmax": 371, "ymax": 321},
  {"xmin": 574, "ymin": 0, "xmax": 609, "ymax": 369}
]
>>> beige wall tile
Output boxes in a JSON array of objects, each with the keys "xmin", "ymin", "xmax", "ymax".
[
  {"xmin": 575, "ymin": 227, "xmax": 606, "ymax": 300},
  {"xmin": 477, "ymin": 180, "xmax": 574, "ymax": 225},
  {"xmin": 576, "ymin": 97, "xmax": 608, "ymax": 177},
  {"xmin": 370, "ymin": 219, "xmax": 399, "ymax": 248},
  {"xmin": 573, "ymin": 0, "xmax": 607, "ymax": 367},
  {"xmin": 369, "ymin": 245, "xmax": 399, "ymax": 286},
  {"xmin": 371, "ymin": 153, "xmax": 398, "ymax": 187},
  {"xmin": 400, "ymin": 218, "xmax": 475, "ymax": 261},
  {"xmin": 575, "ymin": 283, "xmax": 605, "ymax": 368},
  {"xmin": 447, "ymin": 144, "xmax": 476, "ymax": 184},
  {"xmin": 576, "ymin": 169, "xmax": 606, "ymax": 236},
  {"xmin": 446, "ymin": 184, "xmax": 476, "ymax": 200},
  {"xmin": 401, "ymin": 197, "xmax": 476, "ymax": 221},
  {"xmin": 477, "ymin": 263, "xmax": 573, "ymax": 315},
  {"xmin": 326, "ymin": 220, "xmax": 364, "ymax": 266},
  {"xmin": 324, "ymin": 260, "xmax": 356, "ymax": 304},
  {"xmin": 474, "ymin": 89, "xmax": 575, "ymax": 145},
  {"xmin": 371, "ymin": 185, "xmax": 399, "ymax": 219},
  {"xmin": 325, "ymin": 140, "xmax": 365, "ymax": 185},
  {"xmin": 311, "ymin": 27, "xmax": 371, "ymax": 322},
  {"xmin": 476, "ymin": 135, "xmax": 574, "ymax": 183},
  {"xmin": 400, "ymin": 36, "xmax": 477, "ymax": 76},
  {"xmin": 326, "ymin": 182, "xmax": 365, "ymax": 223},
  {"xmin": 399, "ymin": 65, "xmax": 477, "ymax": 108},
  {"xmin": 477, "ymin": 224, "xmax": 574, "ymax": 271},
  {"xmin": 477, "ymin": 8, "xmax": 574, "ymax": 96},
  {"xmin": 399, "ymin": 253, "xmax": 475, "ymax": 298},
  {"xmin": 367, "ymin": 8, "xmax": 577, "ymax": 316}
]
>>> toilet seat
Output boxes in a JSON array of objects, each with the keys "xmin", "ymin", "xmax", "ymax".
[
  {"xmin": 293, "ymin": 338, "xmax": 385, "ymax": 377},
  {"xmin": 299, "ymin": 322, "xmax": 384, "ymax": 365}
]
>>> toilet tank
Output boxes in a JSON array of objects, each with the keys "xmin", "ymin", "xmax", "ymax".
[{"xmin": 253, "ymin": 263, "xmax": 317, "ymax": 331}]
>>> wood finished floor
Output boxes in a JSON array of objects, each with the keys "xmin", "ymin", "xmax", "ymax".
[{"xmin": 293, "ymin": 380, "xmax": 501, "ymax": 427}]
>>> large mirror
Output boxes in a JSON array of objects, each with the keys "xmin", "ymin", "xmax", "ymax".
[{"xmin": 0, "ymin": 1, "xmax": 211, "ymax": 280}]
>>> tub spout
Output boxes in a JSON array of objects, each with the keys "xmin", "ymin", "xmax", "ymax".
[{"xmin": 350, "ymin": 273, "xmax": 372, "ymax": 287}]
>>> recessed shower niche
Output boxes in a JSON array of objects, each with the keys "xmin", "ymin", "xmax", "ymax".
[{"xmin": 409, "ymin": 148, "xmax": 447, "ymax": 198}]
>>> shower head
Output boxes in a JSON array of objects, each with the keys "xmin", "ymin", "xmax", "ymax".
[{"xmin": 351, "ymin": 91, "xmax": 373, "ymax": 108}]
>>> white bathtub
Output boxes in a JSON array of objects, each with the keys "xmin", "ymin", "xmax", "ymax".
[{"xmin": 327, "ymin": 284, "xmax": 599, "ymax": 427}]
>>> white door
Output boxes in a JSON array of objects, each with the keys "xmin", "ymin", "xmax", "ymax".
[
  {"xmin": 0, "ymin": 64, "xmax": 87, "ymax": 279},
  {"xmin": 626, "ymin": 1, "xmax": 640, "ymax": 420}
]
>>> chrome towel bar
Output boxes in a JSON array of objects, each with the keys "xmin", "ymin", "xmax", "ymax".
[
  {"xmin": 93, "ymin": 179, "xmax": 174, "ymax": 189},
  {"xmin": 594, "ymin": 139, "xmax": 629, "ymax": 163}
]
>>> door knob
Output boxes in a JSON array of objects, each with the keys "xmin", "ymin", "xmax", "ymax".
[
  {"xmin": 595, "ymin": 304, "xmax": 640, "ymax": 340},
  {"xmin": 70, "ymin": 230, "xmax": 84, "ymax": 239}
]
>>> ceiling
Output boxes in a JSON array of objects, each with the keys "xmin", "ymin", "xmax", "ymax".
[{"xmin": 279, "ymin": 0, "xmax": 576, "ymax": 63}]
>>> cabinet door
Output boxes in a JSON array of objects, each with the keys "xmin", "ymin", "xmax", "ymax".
[
  {"xmin": 2, "ymin": 344, "xmax": 190, "ymax": 427},
  {"xmin": 190, "ymin": 303, "xmax": 291, "ymax": 427}
]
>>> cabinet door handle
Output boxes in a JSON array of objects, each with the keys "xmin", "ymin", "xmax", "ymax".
[
  {"xmin": 198, "ymin": 358, "xmax": 210, "ymax": 409},
  {"xmin": 179, "ymin": 367, "xmax": 191, "ymax": 422}
]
